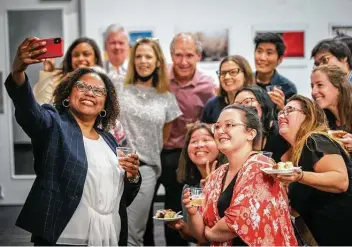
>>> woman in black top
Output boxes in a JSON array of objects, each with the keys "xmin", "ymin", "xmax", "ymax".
[
  {"xmin": 201, "ymin": 55, "xmax": 254, "ymax": 123},
  {"xmin": 276, "ymin": 94, "xmax": 352, "ymax": 246},
  {"xmin": 311, "ymin": 64, "xmax": 352, "ymax": 152},
  {"xmin": 234, "ymin": 85, "xmax": 289, "ymax": 162}
]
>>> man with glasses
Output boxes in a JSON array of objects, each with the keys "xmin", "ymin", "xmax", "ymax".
[
  {"xmin": 144, "ymin": 32, "xmax": 216, "ymax": 246},
  {"xmin": 311, "ymin": 38, "xmax": 352, "ymax": 83},
  {"xmin": 253, "ymin": 32, "xmax": 297, "ymax": 110}
]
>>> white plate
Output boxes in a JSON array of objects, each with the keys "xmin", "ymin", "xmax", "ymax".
[
  {"xmin": 153, "ymin": 215, "xmax": 183, "ymax": 222},
  {"xmin": 261, "ymin": 167, "xmax": 302, "ymax": 175}
]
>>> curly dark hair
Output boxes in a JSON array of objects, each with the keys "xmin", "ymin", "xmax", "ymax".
[
  {"xmin": 55, "ymin": 37, "xmax": 104, "ymax": 80},
  {"xmin": 52, "ymin": 67, "xmax": 119, "ymax": 131}
]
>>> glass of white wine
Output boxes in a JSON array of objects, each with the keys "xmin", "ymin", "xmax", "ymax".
[{"xmin": 190, "ymin": 188, "xmax": 205, "ymax": 207}]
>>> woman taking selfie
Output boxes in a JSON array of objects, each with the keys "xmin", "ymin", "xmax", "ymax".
[
  {"xmin": 183, "ymin": 105, "xmax": 297, "ymax": 246},
  {"xmin": 276, "ymin": 95, "xmax": 352, "ymax": 245},
  {"xmin": 5, "ymin": 37, "xmax": 141, "ymax": 246}
]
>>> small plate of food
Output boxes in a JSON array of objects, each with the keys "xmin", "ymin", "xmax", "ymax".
[
  {"xmin": 153, "ymin": 209, "xmax": 183, "ymax": 222},
  {"xmin": 328, "ymin": 130, "xmax": 348, "ymax": 139},
  {"xmin": 261, "ymin": 161, "xmax": 302, "ymax": 175}
]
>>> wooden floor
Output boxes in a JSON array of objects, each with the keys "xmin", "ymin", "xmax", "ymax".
[{"xmin": 0, "ymin": 203, "xmax": 166, "ymax": 246}]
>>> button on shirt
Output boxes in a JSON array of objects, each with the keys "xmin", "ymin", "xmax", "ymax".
[{"xmin": 164, "ymin": 69, "xmax": 216, "ymax": 149}]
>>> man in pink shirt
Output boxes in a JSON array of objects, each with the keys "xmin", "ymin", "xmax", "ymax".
[{"xmin": 144, "ymin": 33, "xmax": 216, "ymax": 246}]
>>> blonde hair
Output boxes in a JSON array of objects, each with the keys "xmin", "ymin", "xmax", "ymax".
[
  {"xmin": 124, "ymin": 38, "xmax": 169, "ymax": 93},
  {"xmin": 288, "ymin": 95, "xmax": 348, "ymax": 165}
]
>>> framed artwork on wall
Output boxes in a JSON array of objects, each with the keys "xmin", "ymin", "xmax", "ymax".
[
  {"xmin": 329, "ymin": 24, "xmax": 352, "ymax": 37},
  {"xmin": 128, "ymin": 30, "xmax": 153, "ymax": 47},
  {"xmin": 175, "ymin": 27, "xmax": 229, "ymax": 62},
  {"xmin": 251, "ymin": 23, "xmax": 308, "ymax": 68}
]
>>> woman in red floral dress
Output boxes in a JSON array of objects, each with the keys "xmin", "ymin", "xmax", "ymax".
[{"xmin": 183, "ymin": 104, "xmax": 297, "ymax": 246}]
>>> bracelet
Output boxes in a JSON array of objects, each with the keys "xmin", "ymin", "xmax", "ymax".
[{"xmin": 296, "ymin": 171, "xmax": 304, "ymax": 182}]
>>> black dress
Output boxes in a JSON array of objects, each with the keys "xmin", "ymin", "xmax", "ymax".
[
  {"xmin": 217, "ymin": 173, "xmax": 248, "ymax": 246},
  {"xmin": 263, "ymin": 121, "xmax": 290, "ymax": 162},
  {"xmin": 289, "ymin": 134, "xmax": 352, "ymax": 246}
]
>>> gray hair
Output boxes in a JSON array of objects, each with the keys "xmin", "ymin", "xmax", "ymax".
[
  {"xmin": 103, "ymin": 24, "xmax": 130, "ymax": 48},
  {"xmin": 169, "ymin": 32, "xmax": 203, "ymax": 54}
]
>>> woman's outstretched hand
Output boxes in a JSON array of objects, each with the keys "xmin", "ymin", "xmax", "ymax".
[{"xmin": 12, "ymin": 37, "xmax": 47, "ymax": 84}]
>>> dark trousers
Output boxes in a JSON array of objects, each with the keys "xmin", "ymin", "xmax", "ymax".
[{"xmin": 143, "ymin": 148, "xmax": 188, "ymax": 246}]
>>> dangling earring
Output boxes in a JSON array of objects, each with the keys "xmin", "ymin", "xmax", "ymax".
[
  {"xmin": 99, "ymin": 110, "xmax": 106, "ymax": 117},
  {"xmin": 62, "ymin": 99, "xmax": 70, "ymax": 108}
]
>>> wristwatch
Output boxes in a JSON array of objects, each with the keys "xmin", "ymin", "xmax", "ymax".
[{"xmin": 128, "ymin": 173, "xmax": 140, "ymax": 183}]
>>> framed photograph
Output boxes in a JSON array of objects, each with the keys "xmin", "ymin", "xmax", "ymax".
[
  {"xmin": 175, "ymin": 27, "xmax": 229, "ymax": 62},
  {"xmin": 329, "ymin": 24, "xmax": 352, "ymax": 37},
  {"xmin": 255, "ymin": 31, "xmax": 304, "ymax": 58},
  {"xmin": 251, "ymin": 23, "xmax": 308, "ymax": 68},
  {"xmin": 128, "ymin": 30, "xmax": 154, "ymax": 47}
]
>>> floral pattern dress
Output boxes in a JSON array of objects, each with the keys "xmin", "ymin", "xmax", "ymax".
[{"xmin": 202, "ymin": 154, "xmax": 297, "ymax": 246}]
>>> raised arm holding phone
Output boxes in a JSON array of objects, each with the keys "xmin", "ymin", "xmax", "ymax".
[{"xmin": 6, "ymin": 37, "xmax": 141, "ymax": 246}]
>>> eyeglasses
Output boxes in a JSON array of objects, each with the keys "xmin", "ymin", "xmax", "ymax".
[
  {"xmin": 211, "ymin": 120, "xmax": 246, "ymax": 134},
  {"xmin": 314, "ymin": 55, "xmax": 332, "ymax": 67},
  {"xmin": 235, "ymin": 97, "xmax": 257, "ymax": 106},
  {"xmin": 216, "ymin": 68, "xmax": 242, "ymax": 78},
  {"xmin": 278, "ymin": 106, "xmax": 304, "ymax": 117},
  {"xmin": 74, "ymin": 81, "xmax": 107, "ymax": 97}
]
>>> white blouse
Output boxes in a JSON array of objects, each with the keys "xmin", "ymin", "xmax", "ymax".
[{"xmin": 57, "ymin": 136, "xmax": 124, "ymax": 246}]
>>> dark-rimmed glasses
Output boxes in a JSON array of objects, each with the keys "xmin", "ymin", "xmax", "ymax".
[
  {"xmin": 211, "ymin": 120, "xmax": 246, "ymax": 134},
  {"xmin": 216, "ymin": 68, "xmax": 242, "ymax": 78},
  {"xmin": 74, "ymin": 81, "xmax": 107, "ymax": 97},
  {"xmin": 235, "ymin": 97, "xmax": 257, "ymax": 106},
  {"xmin": 278, "ymin": 106, "xmax": 304, "ymax": 117}
]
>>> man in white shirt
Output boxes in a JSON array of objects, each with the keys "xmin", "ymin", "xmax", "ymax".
[{"xmin": 103, "ymin": 24, "xmax": 130, "ymax": 76}]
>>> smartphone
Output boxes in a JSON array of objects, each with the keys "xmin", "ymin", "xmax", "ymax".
[{"xmin": 35, "ymin": 37, "xmax": 64, "ymax": 59}]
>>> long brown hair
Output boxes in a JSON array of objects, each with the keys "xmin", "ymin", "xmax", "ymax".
[
  {"xmin": 177, "ymin": 122, "xmax": 224, "ymax": 185},
  {"xmin": 124, "ymin": 38, "xmax": 169, "ymax": 93},
  {"xmin": 288, "ymin": 95, "xmax": 347, "ymax": 165},
  {"xmin": 312, "ymin": 65, "xmax": 352, "ymax": 133},
  {"xmin": 217, "ymin": 55, "xmax": 254, "ymax": 98}
]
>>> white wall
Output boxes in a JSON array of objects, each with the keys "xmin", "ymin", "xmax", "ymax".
[
  {"xmin": 0, "ymin": 0, "xmax": 79, "ymax": 205},
  {"xmin": 82, "ymin": 0, "xmax": 352, "ymax": 97}
]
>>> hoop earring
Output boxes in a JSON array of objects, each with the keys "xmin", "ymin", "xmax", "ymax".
[
  {"xmin": 99, "ymin": 110, "xmax": 106, "ymax": 118},
  {"xmin": 62, "ymin": 99, "xmax": 70, "ymax": 108}
]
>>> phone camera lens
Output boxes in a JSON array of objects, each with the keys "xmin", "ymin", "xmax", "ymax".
[{"xmin": 54, "ymin": 38, "xmax": 61, "ymax": 44}]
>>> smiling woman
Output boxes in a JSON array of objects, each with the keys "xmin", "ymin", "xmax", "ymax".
[
  {"xmin": 201, "ymin": 55, "xmax": 254, "ymax": 124},
  {"xmin": 5, "ymin": 37, "xmax": 142, "ymax": 246},
  {"xmin": 117, "ymin": 38, "xmax": 182, "ymax": 246}
]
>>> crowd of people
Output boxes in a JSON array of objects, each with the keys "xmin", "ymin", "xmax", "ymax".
[{"xmin": 4, "ymin": 23, "xmax": 352, "ymax": 246}]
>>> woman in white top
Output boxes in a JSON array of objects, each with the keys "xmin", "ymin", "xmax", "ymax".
[
  {"xmin": 117, "ymin": 38, "xmax": 182, "ymax": 245},
  {"xmin": 33, "ymin": 37, "xmax": 104, "ymax": 105},
  {"xmin": 7, "ymin": 37, "xmax": 141, "ymax": 246}
]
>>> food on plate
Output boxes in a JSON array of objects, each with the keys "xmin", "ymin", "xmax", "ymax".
[
  {"xmin": 155, "ymin": 209, "xmax": 176, "ymax": 219},
  {"xmin": 328, "ymin": 130, "xmax": 348, "ymax": 139},
  {"xmin": 273, "ymin": 161, "xmax": 294, "ymax": 170}
]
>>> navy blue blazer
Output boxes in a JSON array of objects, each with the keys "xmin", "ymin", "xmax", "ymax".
[{"xmin": 5, "ymin": 73, "xmax": 141, "ymax": 245}]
